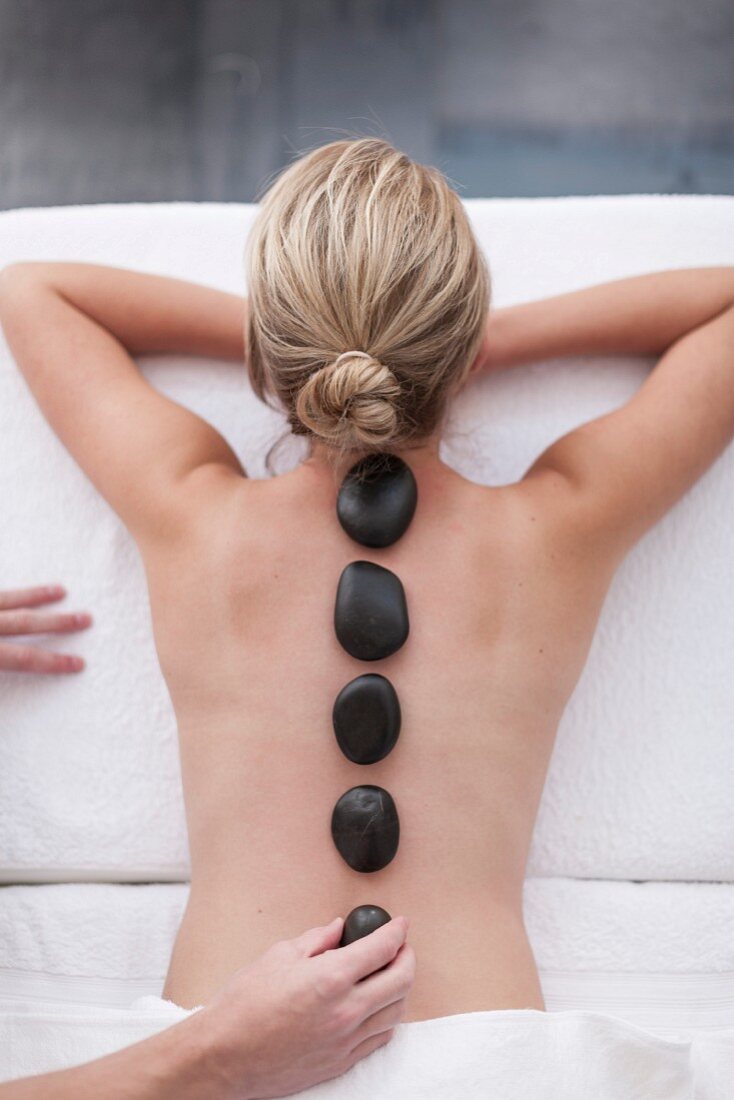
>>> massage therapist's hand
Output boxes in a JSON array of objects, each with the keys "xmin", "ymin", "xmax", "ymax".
[
  {"xmin": 0, "ymin": 585, "xmax": 92, "ymax": 673},
  {"xmin": 194, "ymin": 914, "xmax": 415, "ymax": 1099},
  {"xmin": 0, "ymin": 916, "xmax": 414, "ymax": 1100}
]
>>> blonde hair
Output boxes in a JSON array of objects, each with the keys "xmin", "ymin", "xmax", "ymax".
[{"xmin": 245, "ymin": 138, "xmax": 490, "ymax": 464}]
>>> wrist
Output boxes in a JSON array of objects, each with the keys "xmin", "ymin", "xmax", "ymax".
[
  {"xmin": 477, "ymin": 307, "xmax": 520, "ymax": 373},
  {"xmin": 142, "ymin": 1008, "xmax": 245, "ymax": 1100}
]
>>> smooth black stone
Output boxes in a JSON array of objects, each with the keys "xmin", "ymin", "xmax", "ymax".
[
  {"xmin": 331, "ymin": 785, "xmax": 400, "ymax": 873},
  {"xmin": 332, "ymin": 674, "xmax": 401, "ymax": 764},
  {"xmin": 339, "ymin": 904, "xmax": 392, "ymax": 947},
  {"xmin": 334, "ymin": 561, "xmax": 409, "ymax": 661},
  {"xmin": 337, "ymin": 453, "xmax": 418, "ymax": 548}
]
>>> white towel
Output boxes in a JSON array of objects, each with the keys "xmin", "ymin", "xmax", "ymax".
[
  {"xmin": 2, "ymin": 878, "xmax": 733, "ymax": 1035},
  {"xmin": 1, "ymin": 999, "xmax": 730, "ymax": 1099},
  {"xmin": 1, "ymin": 877, "xmax": 730, "ymax": 983},
  {"xmin": 1, "ymin": 198, "xmax": 734, "ymax": 882}
]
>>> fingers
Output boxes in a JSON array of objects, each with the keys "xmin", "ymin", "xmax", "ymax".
[
  {"xmin": 0, "ymin": 585, "xmax": 67, "ymax": 611},
  {"xmin": 339, "ymin": 916, "xmax": 409, "ymax": 984},
  {"xmin": 346, "ymin": 1026, "xmax": 394, "ymax": 1068},
  {"xmin": 344, "ymin": 963, "xmax": 412, "ymax": 1070},
  {"xmin": 293, "ymin": 917, "xmax": 344, "ymax": 958},
  {"xmin": 352, "ymin": 942, "xmax": 415, "ymax": 1017},
  {"xmin": 0, "ymin": 642, "xmax": 85, "ymax": 674},
  {"xmin": 0, "ymin": 609, "xmax": 92, "ymax": 637},
  {"xmin": 349, "ymin": 997, "xmax": 406, "ymax": 1050},
  {"xmin": 0, "ymin": 593, "xmax": 93, "ymax": 675}
]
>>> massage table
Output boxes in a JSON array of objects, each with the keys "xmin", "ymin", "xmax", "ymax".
[{"xmin": 0, "ymin": 196, "xmax": 733, "ymax": 1092}]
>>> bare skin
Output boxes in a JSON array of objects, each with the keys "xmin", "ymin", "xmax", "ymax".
[
  {"xmin": 2, "ymin": 261, "xmax": 734, "ymax": 1029},
  {"xmin": 0, "ymin": 585, "xmax": 91, "ymax": 673},
  {"xmin": 0, "ymin": 916, "xmax": 414, "ymax": 1099},
  {"xmin": 152, "ymin": 440, "xmax": 559, "ymax": 1018}
]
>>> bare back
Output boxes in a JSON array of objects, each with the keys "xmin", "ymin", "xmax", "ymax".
[
  {"xmin": 4, "ymin": 257, "xmax": 734, "ymax": 1023},
  {"xmin": 150, "ymin": 456, "xmax": 616, "ymax": 1021}
]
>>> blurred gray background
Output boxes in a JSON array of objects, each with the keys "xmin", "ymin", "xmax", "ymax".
[{"xmin": 1, "ymin": 0, "xmax": 732, "ymax": 210}]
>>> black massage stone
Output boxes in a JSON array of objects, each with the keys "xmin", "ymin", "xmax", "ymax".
[
  {"xmin": 331, "ymin": 785, "xmax": 400, "ymax": 873},
  {"xmin": 337, "ymin": 453, "xmax": 418, "ymax": 548},
  {"xmin": 332, "ymin": 674, "xmax": 401, "ymax": 764},
  {"xmin": 334, "ymin": 561, "xmax": 409, "ymax": 661},
  {"xmin": 340, "ymin": 904, "xmax": 392, "ymax": 947}
]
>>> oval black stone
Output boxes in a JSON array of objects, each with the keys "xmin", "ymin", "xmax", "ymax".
[
  {"xmin": 337, "ymin": 453, "xmax": 418, "ymax": 548},
  {"xmin": 334, "ymin": 561, "xmax": 409, "ymax": 661},
  {"xmin": 332, "ymin": 674, "xmax": 401, "ymax": 764},
  {"xmin": 331, "ymin": 785, "xmax": 400, "ymax": 873},
  {"xmin": 339, "ymin": 904, "xmax": 392, "ymax": 947}
]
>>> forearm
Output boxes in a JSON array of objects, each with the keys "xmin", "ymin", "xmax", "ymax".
[
  {"xmin": 0, "ymin": 262, "xmax": 246, "ymax": 360},
  {"xmin": 0, "ymin": 1011, "xmax": 229, "ymax": 1100},
  {"xmin": 484, "ymin": 266, "xmax": 734, "ymax": 370}
]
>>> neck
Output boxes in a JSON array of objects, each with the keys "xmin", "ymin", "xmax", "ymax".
[{"xmin": 303, "ymin": 436, "xmax": 443, "ymax": 483}]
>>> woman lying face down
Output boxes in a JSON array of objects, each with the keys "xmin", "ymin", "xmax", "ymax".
[{"xmin": 2, "ymin": 138, "xmax": 734, "ymax": 1040}]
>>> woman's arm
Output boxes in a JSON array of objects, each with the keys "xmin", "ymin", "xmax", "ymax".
[
  {"xmin": 500, "ymin": 265, "xmax": 734, "ymax": 561},
  {"xmin": 0, "ymin": 263, "xmax": 247, "ymax": 360},
  {"xmin": 0, "ymin": 263, "xmax": 248, "ymax": 545},
  {"xmin": 478, "ymin": 267, "xmax": 734, "ymax": 371}
]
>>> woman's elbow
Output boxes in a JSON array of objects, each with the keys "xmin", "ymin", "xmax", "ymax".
[{"xmin": 0, "ymin": 263, "xmax": 50, "ymax": 326}]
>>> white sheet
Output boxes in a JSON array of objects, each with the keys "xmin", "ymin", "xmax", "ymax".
[
  {"xmin": 1, "ymin": 999, "xmax": 730, "ymax": 1099},
  {"xmin": 1, "ymin": 198, "xmax": 734, "ymax": 883}
]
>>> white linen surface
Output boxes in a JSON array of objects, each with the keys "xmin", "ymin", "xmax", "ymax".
[
  {"xmin": 1, "ymin": 878, "xmax": 733, "ymax": 1036},
  {"xmin": 1, "ymin": 197, "xmax": 734, "ymax": 884},
  {"xmin": 1, "ymin": 997, "xmax": 731, "ymax": 1099}
]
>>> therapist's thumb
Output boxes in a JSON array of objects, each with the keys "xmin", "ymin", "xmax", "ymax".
[{"xmin": 294, "ymin": 916, "xmax": 344, "ymax": 957}]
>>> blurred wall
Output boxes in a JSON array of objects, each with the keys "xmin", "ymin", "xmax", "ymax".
[{"xmin": 1, "ymin": 0, "xmax": 732, "ymax": 209}]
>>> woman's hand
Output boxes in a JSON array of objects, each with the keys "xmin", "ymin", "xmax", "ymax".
[
  {"xmin": 0, "ymin": 585, "xmax": 92, "ymax": 673},
  {"xmin": 188, "ymin": 915, "xmax": 415, "ymax": 1099}
]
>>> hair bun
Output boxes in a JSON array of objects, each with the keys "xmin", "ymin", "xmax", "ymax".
[{"xmin": 295, "ymin": 351, "xmax": 401, "ymax": 448}]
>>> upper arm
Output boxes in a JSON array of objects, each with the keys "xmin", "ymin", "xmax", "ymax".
[
  {"xmin": 0, "ymin": 263, "xmax": 246, "ymax": 544},
  {"xmin": 522, "ymin": 303, "xmax": 734, "ymax": 559}
]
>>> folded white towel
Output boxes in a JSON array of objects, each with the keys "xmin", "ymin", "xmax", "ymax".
[
  {"xmin": 2, "ymin": 1001, "xmax": 729, "ymax": 1099},
  {"xmin": 1, "ymin": 877, "xmax": 731, "ymax": 980},
  {"xmin": 2, "ymin": 878, "xmax": 733, "ymax": 1035},
  {"xmin": 1, "ymin": 198, "xmax": 734, "ymax": 882}
]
